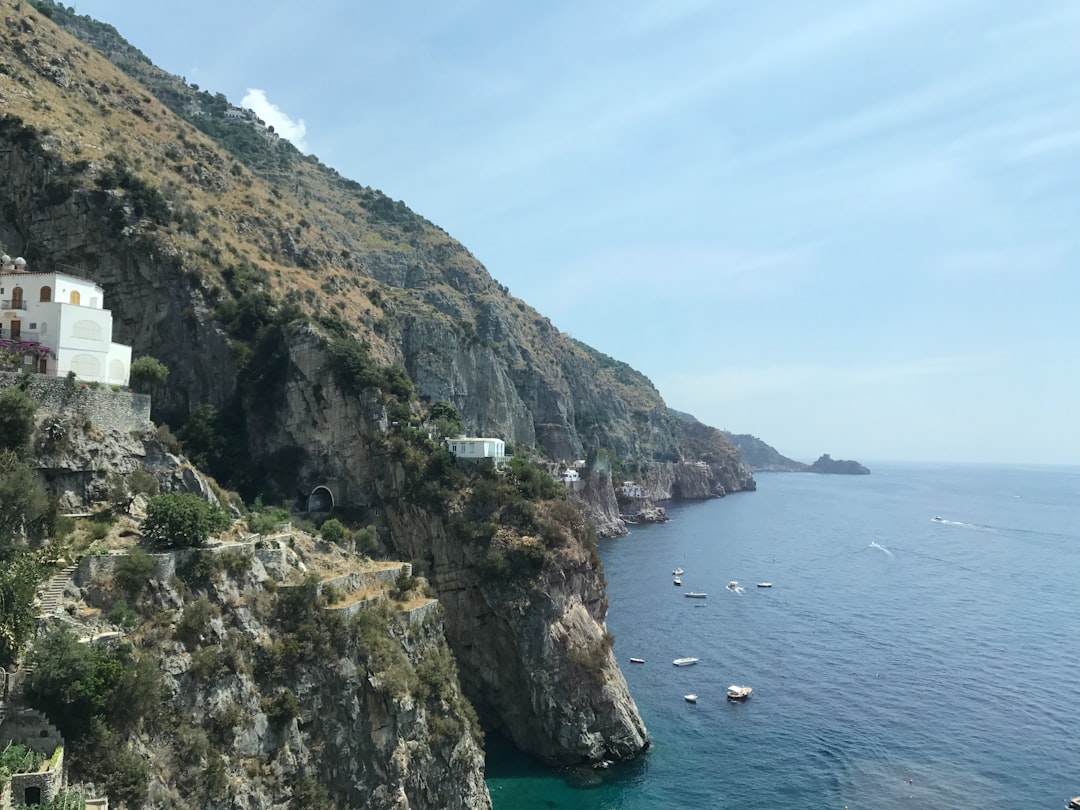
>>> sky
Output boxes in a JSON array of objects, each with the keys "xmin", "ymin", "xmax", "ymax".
[{"xmin": 69, "ymin": 1, "xmax": 1080, "ymax": 465}]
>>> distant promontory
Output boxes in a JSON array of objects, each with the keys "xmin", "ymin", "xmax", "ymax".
[
  {"xmin": 807, "ymin": 454, "xmax": 871, "ymax": 475},
  {"xmin": 721, "ymin": 433, "xmax": 870, "ymax": 475}
]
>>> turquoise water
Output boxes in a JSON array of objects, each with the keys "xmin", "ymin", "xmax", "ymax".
[{"xmin": 486, "ymin": 464, "xmax": 1080, "ymax": 809}]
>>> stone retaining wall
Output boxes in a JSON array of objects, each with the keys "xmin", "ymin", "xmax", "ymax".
[{"xmin": 0, "ymin": 371, "xmax": 150, "ymax": 433}]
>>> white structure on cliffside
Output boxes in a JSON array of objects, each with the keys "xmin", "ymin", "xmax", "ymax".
[
  {"xmin": 0, "ymin": 256, "xmax": 132, "ymax": 386},
  {"xmin": 447, "ymin": 436, "xmax": 506, "ymax": 460}
]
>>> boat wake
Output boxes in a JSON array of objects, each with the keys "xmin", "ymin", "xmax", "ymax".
[
  {"xmin": 868, "ymin": 541, "xmax": 893, "ymax": 557},
  {"xmin": 726, "ymin": 581, "xmax": 745, "ymax": 595}
]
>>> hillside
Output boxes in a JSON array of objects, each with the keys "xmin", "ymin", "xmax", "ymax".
[
  {"xmin": 0, "ymin": 1, "xmax": 757, "ymax": 805},
  {"xmin": 721, "ymin": 430, "xmax": 808, "ymax": 472},
  {"xmin": 2, "ymin": 0, "xmax": 752, "ymax": 494}
]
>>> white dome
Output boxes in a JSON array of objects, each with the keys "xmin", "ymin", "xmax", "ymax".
[
  {"xmin": 0, "ymin": 255, "xmax": 9, "ymax": 263},
  {"xmin": 13, "ymin": 257, "xmax": 26, "ymax": 267}
]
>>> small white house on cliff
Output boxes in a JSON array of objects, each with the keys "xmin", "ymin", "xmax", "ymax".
[
  {"xmin": 0, "ymin": 256, "xmax": 132, "ymax": 386},
  {"xmin": 447, "ymin": 437, "xmax": 506, "ymax": 460}
]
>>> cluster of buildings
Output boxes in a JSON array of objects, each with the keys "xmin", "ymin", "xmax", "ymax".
[
  {"xmin": 186, "ymin": 101, "xmax": 280, "ymax": 143},
  {"xmin": 0, "ymin": 256, "xmax": 132, "ymax": 386}
]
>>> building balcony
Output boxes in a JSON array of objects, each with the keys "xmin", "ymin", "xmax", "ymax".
[
  {"xmin": 0, "ymin": 328, "xmax": 39, "ymax": 341},
  {"xmin": 1, "ymin": 300, "xmax": 27, "ymax": 310}
]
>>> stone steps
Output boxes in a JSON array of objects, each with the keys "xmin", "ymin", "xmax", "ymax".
[{"xmin": 35, "ymin": 563, "xmax": 78, "ymax": 617}]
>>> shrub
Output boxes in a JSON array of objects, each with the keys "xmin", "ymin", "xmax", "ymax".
[
  {"xmin": 129, "ymin": 355, "xmax": 168, "ymax": 390},
  {"xmin": 319, "ymin": 518, "xmax": 346, "ymax": 545},
  {"xmin": 176, "ymin": 597, "xmax": 212, "ymax": 648},
  {"xmin": 0, "ymin": 387, "xmax": 37, "ymax": 455},
  {"xmin": 289, "ymin": 777, "xmax": 333, "ymax": 810},
  {"xmin": 107, "ymin": 600, "xmax": 139, "ymax": 630},
  {"xmin": 113, "ymin": 549, "xmax": 155, "ymax": 596},
  {"xmin": 264, "ymin": 687, "xmax": 300, "ymax": 728},
  {"xmin": 127, "ymin": 467, "xmax": 159, "ymax": 497},
  {"xmin": 142, "ymin": 493, "xmax": 230, "ymax": 548}
]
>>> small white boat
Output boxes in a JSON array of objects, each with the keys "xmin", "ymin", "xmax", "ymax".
[
  {"xmin": 672, "ymin": 657, "xmax": 699, "ymax": 667},
  {"xmin": 684, "ymin": 694, "xmax": 698, "ymax": 703},
  {"xmin": 684, "ymin": 592, "xmax": 707, "ymax": 598},
  {"xmin": 727, "ymin": 685, "xmax": 752, "ymax": 701},
  {"xmin": 757, "ymin": 582, "xmax": 772, "ymax": 588},
  {"xmin": 629, "ymin": 657, "xmax": 645, "ymax": 664},
  {"xmin": 931, "ymin": 516, "xmax": 945, "ymax": 522},
  {"xmin": 673, "ymin": 577, "xmax": 681, "ymax": 586},
  {"xmin": 726, "ymin": 581, "xmax": 739, "ymax": 590},
  {"xmin": 672, "ymin": 567, "xmax": 684, "ymax": 575}
]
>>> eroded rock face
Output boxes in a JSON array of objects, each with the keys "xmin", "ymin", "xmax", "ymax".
[
  {"xmin": 383, "ymin": 503, "xmax": 648, "ymax": 766},
  {"xmin": 69, "ymin": 550, "xmax": 491, "ymax": 810}
]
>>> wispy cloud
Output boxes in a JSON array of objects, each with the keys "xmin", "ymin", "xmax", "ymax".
[{"xmin": 241, "ymin": 88, "xmax": 308, "ymax": 151}]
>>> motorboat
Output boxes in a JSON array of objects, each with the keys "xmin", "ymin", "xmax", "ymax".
[
  {"xmin": 684, "ymin": 694, "xmax": 698, "ymax": 703},
  {"xmin": 672, "ymin": 567, "xmax": 684, "ymax": 576},
  {"xmin": 726, "ymin": 581, "xmax": 739, "ymax": 590},
  {"xmin": 684, "ymin": 592, "xmax": 707, "ymax": 599},
  {"xmin": 931, "ymin": 516, "xmax": 945, "ymax": 522},
  {"xmin": 629, "ymin": 657, "xmax": 645, "ymax": 664},
  {"xmin": 757, "ymin": 582, "xmax": 772, "ymax": 588},
  {"xmin": 1067, "ymin": 796, "xmax": 1080, "ymax": 810},
  {"xmin": 672, "ymin": 657, "xmax": 699, "ymax": 667},
  {"xmin": 673, "ymin": 577, "xmax": 681, "ymax": 586},
  {"xmin": 727, "ymin": 685, "xmax": 752, "ymax": 701}
]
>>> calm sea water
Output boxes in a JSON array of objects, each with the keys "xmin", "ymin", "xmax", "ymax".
[{"xmin": 486, "ymin": 463, "xmax": 1080, "ymax": 809}]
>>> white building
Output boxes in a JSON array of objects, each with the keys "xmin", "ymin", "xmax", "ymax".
[
  {"xmin": 617, "ymin": 481, "xmax": 646, "ymax": 499},
  {"xmin": 559, "ymin": 469, "xmax": 580, "ymax": 484},
  {"xmin": 447, "ymin": 437, "xmax": 506, "ymax": 460},
  {"xmin": 0, "ymin": 257, "xmax": 132, "ymax": 385}
]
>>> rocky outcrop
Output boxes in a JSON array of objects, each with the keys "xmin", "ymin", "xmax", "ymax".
[
  {"xmin": 383, "ymin": 501, "xmax": 646, "ymax": 765},
  {"xmin": 808, "ymin": 454, "xmax": 870, "ymax": 475},
  {"xmin": 570, "ymin": 469, "xmax": 625, "ymax": 539},
  {"xmin": 722, "ymin": 431, "xmax": 809, "ymax": 472},
  {"xmin": 62, "ymin": 543, "xmax": 491, "ymax": 810}
]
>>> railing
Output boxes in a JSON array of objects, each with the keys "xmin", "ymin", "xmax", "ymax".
[
  {"xmin": 0, "ymin": 328, "xmax": 40, "ymax": 341},
  {"xmin": 1, "ymin": 299, "xmax": 26, "ymax": 310}
]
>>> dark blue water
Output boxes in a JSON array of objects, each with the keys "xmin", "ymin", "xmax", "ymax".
[{"xmin": 487, "ymin": 464, "xmax": 1080, "ymax": 809}]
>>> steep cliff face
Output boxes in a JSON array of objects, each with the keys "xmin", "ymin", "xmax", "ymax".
[
  {"xmin": 64, "ymin": 542, "xmax": 490, "ymax": 809},
  {"xmin": 0, "ymin": 0, "xmax": 765, "ymax": 778},
  {"xmin": 383, "ymin": 503, "xmax": 646, "ymax": 765},
  {"xmin": 239, "ymin": 327, "xmax": 647, "ymax": 765}
]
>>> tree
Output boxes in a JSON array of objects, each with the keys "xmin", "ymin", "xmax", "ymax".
[
  {"xmin": 430, "ymin": 399, "xmax": 464, "ymax": 438},
  {"xmin": 0, "ymin": 451, "xmax": 48, "ymax": 559},
  {"xmin": 141, "ymin": 492, "xmax": 229, "ymax": 548},
  {"xmin": 319, "ymin": 518, "xmax": 347, "ymax": 545},
  {"xmin": 0, "ymin": 551, "xmax": 42, "ymax": 665},
  {"xmin": 0, "ymin": 387, "xmax": 37, "ymax": 455},
  {"xmin": 129, "ymin": 356, "xmax": 168, "ymax": 392},
  {"xmin": 177, "ymin": 404, "xmax": 225, "ymax": 471}
]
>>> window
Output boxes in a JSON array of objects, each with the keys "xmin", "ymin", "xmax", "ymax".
[
  {"xmin": 72, "ymin": 320, "xmax": 102, "ymax": 341},
  {"xmin": 69, "ymin": 290, "xmax": 80, "ymax": 305},
  {"xmin": 39, "ymin": 285, "xmax": 51, "ymax": 302},
  {"xmin": 29, "ymin": 323, "xmax": 36, "ymax": 330}
]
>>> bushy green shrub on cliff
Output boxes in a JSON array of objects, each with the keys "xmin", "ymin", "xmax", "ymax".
[
  {"xmin": 142, "ymin": 492, "xmax": 230, "ymax": 548},
  {"xmin": 129, "ymin": 355, "xmax": 169, "ymax": 391}
]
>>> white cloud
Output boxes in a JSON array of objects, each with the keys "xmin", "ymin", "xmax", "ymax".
[{"xmin": 241, "ymin": 88, "xmax": 309, "ymax": 151}]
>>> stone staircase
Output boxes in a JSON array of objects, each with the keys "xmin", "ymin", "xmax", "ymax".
[{"xmin": 35, "ymin": 563, "xmax": 78, "ymax": 618}]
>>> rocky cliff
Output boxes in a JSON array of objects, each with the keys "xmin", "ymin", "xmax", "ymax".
[
  {"xmin": 722, "ymin": 431, "xmax": 809, "ymax": 472},
  {"xmin": 0, "ymin": 0, "xmax": 758, "ymax": 788},
  {"xmin": 60, "ymin": 535, "xmax": 490, "ymax": 809}
]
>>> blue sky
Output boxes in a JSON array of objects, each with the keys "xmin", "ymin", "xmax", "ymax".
[{"xmin": 72, "ymin": 1, "xmax": 1080, "ymax": 464}]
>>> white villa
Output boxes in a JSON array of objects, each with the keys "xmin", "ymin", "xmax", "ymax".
[
  {"xmin": 0, "ymin": 256, "xmax": 132, "ymax": 386},
  {"xmin": 617, "ymin": 481, "xmax": 646, "ymax": 499},
  {"xmin": 447, "ymin": 437, "xmax": 506, "ymax": 460}
]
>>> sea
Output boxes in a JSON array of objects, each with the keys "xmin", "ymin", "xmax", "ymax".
[{"xmin": 485, "ymin": 463, "xmax": 1080, "ymax": 809}]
